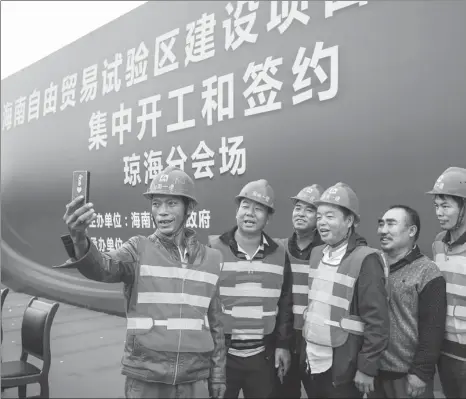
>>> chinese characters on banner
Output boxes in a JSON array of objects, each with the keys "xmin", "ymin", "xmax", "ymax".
[
  {"xmin": 89, "ymin": 210, "xmax": 211, "ymax": 230},
  {"xmin": 88, "ymin": 209, "xmax": 211, "ymax": 251},
  {"xmin": 122, "ymin": 135, "xmax": 246, "ymax": 185},
  {"xmin": 1, "ymin": 1, "xmax": 369, "ymax": 132}
]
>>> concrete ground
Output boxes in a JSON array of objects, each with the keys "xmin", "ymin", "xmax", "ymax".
[
  {"xmin": 1, "ymin": 289, "xmax": 125, "ymax": 398},
  {"xmin": 1, "ymin": 289, "xmax": 445, "ymax": 398}
]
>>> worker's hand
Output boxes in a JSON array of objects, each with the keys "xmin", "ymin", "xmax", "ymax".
[
  {"xmin": 406, "ymin": 374, "xmax": 427, "ymax": 397},
  {"xmin": 275, "ymin": 348, "xmax": 291, "ymax": 383},
  {"xmin": 208, "ymin": 381, "xmax": 226, "ymax": 399},
  {"xmin": 354, "ymin": 370, "xmax": 375, "ymax": 395},
  {"xmin": 63, "ymin": 196, "xmax": 96, "ymax": 241}
]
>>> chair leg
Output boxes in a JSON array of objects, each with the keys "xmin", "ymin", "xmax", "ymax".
[
  {"xmin": 18, "ymin": 385, "xmax": 27, "ymax": 398},
  {"xmin": 40, "ymin": 380, "xmax": 50, "ymax": 399}
]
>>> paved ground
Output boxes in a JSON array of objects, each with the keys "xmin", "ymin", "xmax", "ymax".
[
  {"xmin": 1, "ymin": 289, "xmax": 445, "ymax": 398},
  {"xmin": 1, "ymin": 289, "xmax": 126, "ymax": 398}
]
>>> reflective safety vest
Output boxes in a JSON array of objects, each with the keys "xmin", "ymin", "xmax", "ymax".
[
  {"xmin": 277, "ymin": 238, "xmax": 308, "ymax": 330},
  {"xmin": 303, "ymin": 245, "xmax": 380, "ymax": 348},
  {"xmin": 126, "ymin": 237, "xmax": 223, "ymax": 353},
  {"xmin": 433, "ymin": 233, "xmax": 466, "ymax": 339},
  {"xmin": 209, "ymin": 235, "xmax": 286, "ymax": 337}
]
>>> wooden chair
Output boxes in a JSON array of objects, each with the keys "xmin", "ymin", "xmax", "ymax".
[
  {"xmin": 1, "ymin": 296, "xmax": 59, "ymax": 398},
  {"xmin": 1, "ymin": 287, "xmax": 10, "ymax": 343}
]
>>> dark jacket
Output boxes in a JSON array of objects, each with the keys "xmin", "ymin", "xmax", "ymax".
[
  {"xmin": 60, "ymin": 229, "xmax": 226, "ymax": 385},
  {"xmin": 214, "ymin": 227, "xmax": 293, "ymax": 353},
  {"xmin": 299, "ymin": 233, "xmax": 390, "ymax": 385},
  {"xmin": 287, "ymin": 230, "xmax": 324, "ymax": 261},
  {"xmin": 284, "ymin": 230, "xmax": 324, "ymax": 353}
]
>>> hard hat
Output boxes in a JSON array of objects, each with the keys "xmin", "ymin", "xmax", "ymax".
[
  {"xmin": 235, "ymin": 179, "xmax": 275, "ymax": 214},
  {"xmin": 315, "ymin": 182, "xmax": 360, "ymax": 223},
  {"xmin": 426, "ymin": 167, "xmax": 466, "ymax": 199},
  {"xmin": 143, "ymin": 166, "xmax": 197, "ymax": 205},
  {"xmin": 290, "ymin": 184, "xmax": 324, "ymax": 207}
]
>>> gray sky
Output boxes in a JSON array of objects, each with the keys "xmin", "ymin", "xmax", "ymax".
[{"xmin": 1, "ymin": 1, "xmax": 147, "ymax": 80}]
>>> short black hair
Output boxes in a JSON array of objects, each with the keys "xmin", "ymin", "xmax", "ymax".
[
  {"xmin": 387, "ymin": 205, "xmax": 421, "ymax": 242},
  {"xmin": 435, "ymin": 194, "xmax": 464, "ymax": 209}
]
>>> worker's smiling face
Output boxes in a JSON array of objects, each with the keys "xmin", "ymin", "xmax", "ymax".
[
  {"xmin": 236, "ymin": 198, "xmax": 269, "ymax": 235},
  {"xmin": 151, "ymin": 195, "xmax": 186, "ymax": 235},
  {"xmin": 292, "ymin": 200, "xmax": 317, "ymax": 232},
  {"xmin": 377, "ymin": 207, "xmax": 416, "ymax": 254},
  {"xmin": 316, "ymin": 204, "xmax": 353, "ymax": 245}
]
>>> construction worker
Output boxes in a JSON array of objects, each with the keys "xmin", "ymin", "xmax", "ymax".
[
  {"xmin": 300, "ymin": 182, "xmax": 389, "ymax": 398},
  {"xmin": 371, "ymin": 205, "xmax": 446, "ymax": 398},
  {"xmin": 426, "ymin": 166, "xmax": 466, "ymax": 398},
  {"xmin": 208, "ymin": 179, "xmax": 292, "ymax": 399},
  {"xmin": 57, "ymin": 166, "xmax": 226, "ymax": 399},
  {"xmin": 275, "ymin": 185, "xmax": 324, "ymax": 399}
]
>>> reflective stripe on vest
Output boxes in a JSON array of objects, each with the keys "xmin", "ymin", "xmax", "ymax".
[
  {"xmin": 324, "ymin": 316, "xmax": 364, "ymax": 333},
  {"xmin": 126, "ymin": 237, "xmax": 222, "ymax": 353},
  {"xmin": 279, "ymin": 237, "xmax": 310, "ymax": 330},
  {"xmin": 283, "ymin": 238, "xmax": 314, "ymax": 330},
  {"xmin": 209, "ymin": 235, "xmax": 285, "ymax": 335},
  {"xmin": 140, "ymin": 264, "xmax": 219, "ymax": 284},
  {"xmin": 231, "ymin": 328, "xmax": 265, "ymax": 340},
  {"xmin": 447, "ymin": 305, "xmax": 466, "ymax": 321},
  {"xmin": 433, "ymin": 238, "xmax": 466, "ymax": 336},
  {"xmin": 303, "ymin": 245, "xmax": 380, "ymax": 348},
  {"xmin": 222, "ymin": 261, "xmax": 283, "ymax": 275},
  {"xmin": 223, "ymin": 306, "xmax": 278, "ymax": 318},
  {"xmin": 127, "ymin": 317, "xmax": 205, "ymax": 331}
]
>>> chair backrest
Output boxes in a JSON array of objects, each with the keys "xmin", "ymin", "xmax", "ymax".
[
  {"xmin": 1, "ymin": 288, "xmax": 9, "ymax": 310},
  {"xmin": 21, "ymin": 297, "xmax": 59, "ymax": 369}
]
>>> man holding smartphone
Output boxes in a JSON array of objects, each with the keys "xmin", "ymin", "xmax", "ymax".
[{"xmin": 57, "ymin": 166, "xmax": 226, "ymax": 399}]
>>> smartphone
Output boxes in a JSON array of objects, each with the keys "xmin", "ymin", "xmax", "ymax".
[{"xmin": 72, "ymin": 170, "xmax": 90, "ymax": 204}]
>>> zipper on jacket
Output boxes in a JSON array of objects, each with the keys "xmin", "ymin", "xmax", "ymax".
[{"xmin": 173, "ymin": 277, "xmax": 185, "ymax": 384}]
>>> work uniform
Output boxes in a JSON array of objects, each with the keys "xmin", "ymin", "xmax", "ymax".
[
  {"xmin": 433, "ymin": 230, "xmax": 466, "ymax": 398},
  {"xmin": 274, "ymin": 231, "xmax": 323, "ymax": 399},
  {"xmin": 300, "ymin": 233, "xmax": 390, "ymax": 398},
  {"xmin": 209, "ymin": 227, "xmax": 293, "ymax": 399},
  {"xmin": 61, "ymin": 229, "xmax": 226, "ymax": 398},
  {"xmin": 370, "ymin": 246, "xmax": 447, "ymax": 398}
]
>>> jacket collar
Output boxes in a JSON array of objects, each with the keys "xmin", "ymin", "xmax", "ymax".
[
  {"xmin": 442, "ymin": 229, "xmax": 466, "ymax": 247},
  {"xmin": 149, "ymin": 228, "xmax": 202, "ymax": 264},
  {"xmin": 387, "ymin": 245, "xmax": 423, "ymax": 273},
  {"xmin": 288, "ymin": 230, "xmax": 324, "ymax": 260},
  {"xmin": 344, "ymin": 231, "xmax": 368, "ymax": 253},
  {"xmin": 219, "ymin": 226, "xmax": 279, "ymax": 256},
  {"xmin": 319, "ymin": 231, "xmax": 367, "ymax": 262}
]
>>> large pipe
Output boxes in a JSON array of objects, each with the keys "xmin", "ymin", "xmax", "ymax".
[{"xmin": 1, "ymin": 241, "xmax": 125, "ymax": 317}]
